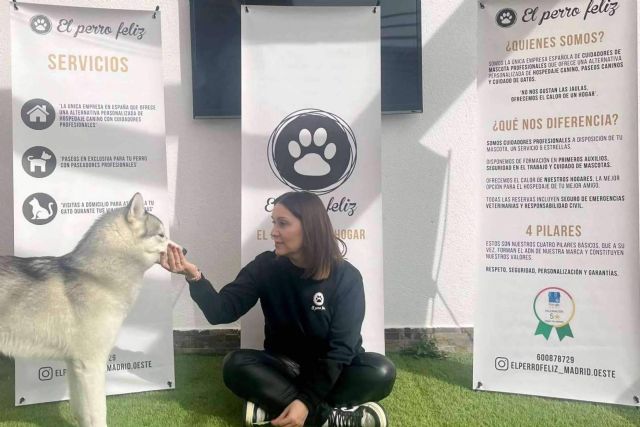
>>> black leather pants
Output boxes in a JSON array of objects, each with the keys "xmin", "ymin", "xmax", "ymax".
[{"xmin": 222, "ymin": 349, "xmax": 396, "ymax": 425}]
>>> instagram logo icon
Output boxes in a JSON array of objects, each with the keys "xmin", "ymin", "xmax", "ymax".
[
  {"xmin": 494, "ymin": 357, "xmax": 509, "ymax": 371},
  {"xmin": 38, "ymin": 367, "xmax": 53, "ymax": 381}
]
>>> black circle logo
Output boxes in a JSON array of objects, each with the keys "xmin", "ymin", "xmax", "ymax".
[
  {"xmin": 22, "ymin": 193, "xmax": 57, "ymax": 225},
  {"xmin": 30, "ymin": 15, "xmax": 52, "ymax": 35},
  {"xmin": 267, "ymin": 109, "xmax": 357, "ymax": 195},
  {"xmin": 496, "ymin": 8, "xmax": 517, "ymax": 28},
  {"xmin": 21, "ymin": 99, "xmax": 56, "ymax": 130},
  {"xmin": 22, "ymin": 146, "xmax": 57, "ymax": 178}
]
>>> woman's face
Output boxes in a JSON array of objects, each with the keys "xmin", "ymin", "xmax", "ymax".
[{"xmin": 271, "ymin": 203, "xmax": 304, "ymax": 261}]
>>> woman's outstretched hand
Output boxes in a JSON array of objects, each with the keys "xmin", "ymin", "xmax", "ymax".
[
  {"xmin": 160, "ymin": 244, "xmax": 200, "ymax": 280},
  {"xmin": 270, "ymin": 399, "xmax": 309, "ymax": 427}
]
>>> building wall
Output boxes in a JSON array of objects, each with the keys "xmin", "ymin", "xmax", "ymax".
[{"xmin": 0, "ymin": 0, "xmax": 497, "ymax": 331}]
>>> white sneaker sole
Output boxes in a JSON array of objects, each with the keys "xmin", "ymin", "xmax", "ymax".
[
  {"xmin": 244, "ymin": 401, "xmax": 271, "ymax": 426},
  {"xmin": 244, "ymin": 401, "xmax": 256, "ymax": 427},
  {"xmin": 361, "ymin": 402, "xmax": 388, "ymax": 427}
]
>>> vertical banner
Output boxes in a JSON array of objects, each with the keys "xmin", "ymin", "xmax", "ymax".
[
  {"xmin": 241, "ymin": 6, "xmax": 384, "ymax": 353},
  {"xmin": 11, "ymin": 3, "xmax": 173, "ymax": 405},
  {"xmin": 475, "ymin": 0, "xmax": 639, "ymax": 405}
]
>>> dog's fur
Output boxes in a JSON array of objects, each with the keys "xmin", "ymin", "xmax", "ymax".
[{"xmin": 0, "ymin": 193, "xmax": 170, "ymax": 427}]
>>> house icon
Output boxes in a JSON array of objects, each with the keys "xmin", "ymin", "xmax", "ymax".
[{"xmin": 26, "ymin": 105, "xmax": 49, "ymax": 123}]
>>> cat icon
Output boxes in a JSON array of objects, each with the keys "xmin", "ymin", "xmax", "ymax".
[{"xmin": 29, "ymin": 197, "xmax": 55, "ymax": 220}]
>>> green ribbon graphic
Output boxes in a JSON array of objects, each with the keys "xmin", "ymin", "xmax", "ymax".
[{"xmin": 535, "ymin": 322, "xmax": 573, "ymax": 341}]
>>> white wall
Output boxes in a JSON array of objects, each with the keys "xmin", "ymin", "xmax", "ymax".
[{"xmin": 0, "ymin": 0, "xmax": 478, "ymax": 331}]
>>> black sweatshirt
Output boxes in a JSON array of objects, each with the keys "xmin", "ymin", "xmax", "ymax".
[{"xmin": 188, "ymin": 250, "xmax": 365, "ymax": 411}]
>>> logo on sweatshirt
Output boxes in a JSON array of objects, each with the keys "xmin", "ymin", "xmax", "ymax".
[{"xmin": 311, "ymin": 292, "xmax": 326, "ymax": 311}]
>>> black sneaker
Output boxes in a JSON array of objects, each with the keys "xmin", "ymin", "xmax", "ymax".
[
  {"xmin": 323, "ymin": 402, "xmax": 387, "ymax": 427},
  {"xmin": 243, "ymin": 400, "xmax": 271, "ymax": 426}
]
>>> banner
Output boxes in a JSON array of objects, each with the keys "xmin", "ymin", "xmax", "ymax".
[
  {"xmin": 241, "ymin": 6, "xmax": 384, "ymax": 353},
  {"xmin": 11, "ymin": 3, "xmax": 173, "ymax": 405},
  {"xmin": 474, "ymin": 0, "xmax": 639, "ymax": 405}
]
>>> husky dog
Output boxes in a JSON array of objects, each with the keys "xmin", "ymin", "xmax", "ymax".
[{"xmin": 0, "ymin": 193, "xmax": 171, "ymax": 427}]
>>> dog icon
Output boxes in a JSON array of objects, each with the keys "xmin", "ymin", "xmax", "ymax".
[{"xmin": 27, "ymin": 151, "xmax": 52, "ymax": 173}]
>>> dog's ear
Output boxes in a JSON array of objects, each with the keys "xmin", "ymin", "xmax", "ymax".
[{"xmin": 126, "ymin": 193, "xmax": 146, "ymax": 223}]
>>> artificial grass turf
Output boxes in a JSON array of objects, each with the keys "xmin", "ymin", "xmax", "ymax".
[{"xmin": 1, "ymin": 353, "xmax": 639, "ymax": 426}]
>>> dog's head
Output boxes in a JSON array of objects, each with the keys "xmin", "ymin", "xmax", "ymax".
[
  {"xmin": 123, "ymin": 193, "xmax": 170, "ymax": 268},
  {"xmin": 73, "ymin": 193, "xmax": 182, "ymax": 274}
]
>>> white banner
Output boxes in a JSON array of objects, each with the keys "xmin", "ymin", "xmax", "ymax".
[
  {"xmin": 11, "ymin": 3, "xmax": 173, "ymax": 405},
  {"xmin": 241, "ymin": 6, "xmax": 384, "ymax": 354},
  {"xmin": 474, "ymin": 0, "xmax": 639, "ymax": 405}
]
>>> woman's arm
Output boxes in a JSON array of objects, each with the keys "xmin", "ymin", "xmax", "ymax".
[
  {"xmin": 188, "ymin": 266, "xmax": 260, "ymax": 325},
  {"xmin": 162, "ymin": 244, "xmax": 261, "ymax": 325}
]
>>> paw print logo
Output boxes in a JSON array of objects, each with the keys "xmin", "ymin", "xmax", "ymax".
[
  {"xmin": 30, "ymin": 15, "xmax": 52, "ymax": 35},
  {"xmin": 313, "ymin": 292, "xmax": 324, "ymax": 307},
  {"xmin": 268, "ymin": 109, "xmax": 357, "ymax": 195},
  {"xmin": 288, "ymin": 128, "xmax": 336, "ymax": 176},
  {"xmin": 495, "ymin": 8, "xmax": 517, "ymax": 28}
]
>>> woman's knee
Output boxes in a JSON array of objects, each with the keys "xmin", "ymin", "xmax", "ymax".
[
  {"xmin": 361, "ymin": 353, "xmax": 396, "ymax": 381},
  {"xmin": 222, "ymin": 349, "xmax": 263, "ymax": 389},
  {"xmin": 328, "ymin": 353, "xmax": 396, "ymax": 406},
  {"xmin": 222, "ymin": 350, "xmax": 298, "ymax": 409}
]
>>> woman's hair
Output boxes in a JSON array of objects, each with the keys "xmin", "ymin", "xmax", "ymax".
[{"xmin": 274, "ymin": 191, "xmax": 344, "ymax": 280}]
